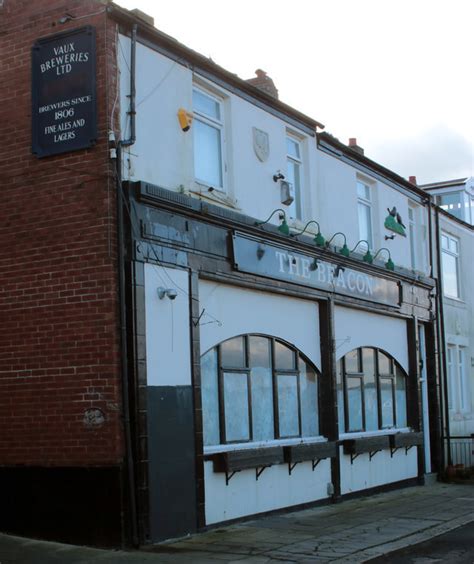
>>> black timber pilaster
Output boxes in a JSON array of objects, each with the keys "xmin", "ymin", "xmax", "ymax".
[
  {"xmin": 189, "ymin": 270, "xmax": 206, "ymax": 529},
  {"xmin": 425, "ymin": 321, "xmax": 442, "ymax": 473},
  {"xmin": 319, "ymin": 297, "xmax": 340, "ymax": 500},
  {"xmin": 407, "ymin": 317, "xmax": 424, "ymax": 481},
  {"xmin": 128, "ymin": 260, "xmax": 150, "ymax": 543}
]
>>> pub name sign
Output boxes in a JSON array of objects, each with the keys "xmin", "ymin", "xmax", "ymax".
[
  {"xmin": 233, "ymin": 234, "xmax": 400, "ymax": 307},
  {"xmin": 32, "ymin": 26, "xmax": 97, "ymax": 158}
]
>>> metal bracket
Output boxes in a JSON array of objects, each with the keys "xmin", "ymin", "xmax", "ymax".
[
  {"xmin": 350, "ymin": 453, "xmax": 361, "ymax": 465},
  {"xmin": 390, "ymin": 447, "xmax": 400, "ymax": 458},
  {"xmin": 288, "ymin": 462, "xmax": 299, "ymax": 475},
  {"xmin": 405, "ymin": 445, "xmax": 414, "ymax": 455},
  {"xmin": 225, "ymin": 470, "xmax": 238, "ymax": 485},
  {"xmin": 312, "ymin": 459, "xmax": 322, "ymax": 471},
  {"xmin": 256, "ymin": 465, "xmax": 270, "ymax": 480},
  {"xmin": 369, "ymin": 449, "xmax": 381, "ymax": 461}
]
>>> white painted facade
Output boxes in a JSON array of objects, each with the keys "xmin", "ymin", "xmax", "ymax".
[
  {"xmin": 124, "ymin": 21, "xmax": 437, "ymax": 537},
  {"xmin": 334, "ymin": 307, "xmax": 417, "ymax": 492},
  {"xmin": 144, "ymin": 265, "xmax": 192, "ymax": 387},
  {"xmin": 118, "ymin": 34, "xmax": 430, "ymax": 276},
  {"xmin": 339, "ymin": 447, "xmax": 417, "ymax": 495},
  {"xmin": 334, "ymin": 306, "xmax": 408, "ymax": 371},
  {"xmin": 437, "ymin": 213, "xmax": 474, "ymax": 439},
  {"xmin": 199, "ymin": 281, "xmax": 320, "ymax": 366}
]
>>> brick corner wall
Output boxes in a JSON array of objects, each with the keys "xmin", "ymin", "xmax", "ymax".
[{"xmin": 0, "ymin": 0, "xmax": 125, "ymax": 468}]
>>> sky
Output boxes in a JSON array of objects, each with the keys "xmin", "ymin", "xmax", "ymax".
[{"xmin": 115, "ymin": 0, "xmax": 474, "ymax": 184}]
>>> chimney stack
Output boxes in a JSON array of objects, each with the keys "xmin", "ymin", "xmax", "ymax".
[
  {"xmin": 348, "ymin": 138, "xmax": 364, "ymax": 156},
  {"xmin": 408, "ymin": 176, "xmax": 417, "ymax": 185},
  {"xmin": 245, "ymin": 69, "xmax": 279, "ymax": 99},
  {"xmin": 131, "ymin": 8, "xmax": 154, "ymax": 26}
]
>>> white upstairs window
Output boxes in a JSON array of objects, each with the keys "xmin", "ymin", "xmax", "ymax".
[
  {"xmin": 441, "ymin": 232, "xmax": 460, "ymax": 298},
  {"xmin": 447, "ymin": 345, "xmax": 470, "ymax": 413},
  {"xmin": 408, "ymin": 205, "xmax": 417, "ymax": 270},
  {"xmin": 193, "ymin": 87, "xmax": 225, "ymax": 190},
  {"xmin": 458, "ymin": 348, "xmax": 469, "ymax": 412},
  {"xmin": 357, "ymin": 179, "xmax": 373, "ymax": 250},
  {"xmin": 286, "ymin": 135, "xmax": 303, "ymax": 220}
]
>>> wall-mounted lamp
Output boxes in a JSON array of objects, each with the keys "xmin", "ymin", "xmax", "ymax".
[
  {"xmin": 334, "ymin": 265, "xmax": 345, "ymax": 277},
  {"xmin": 255, "ymin": 209, "xmax": 290, "ymax": 235},
  {"xmin": 256, "ymin": 245, "xmax": 265, "ymax": 260},
  {"xmin": 158, "ymin": 287, "xmax": 178, "ymax": 300},
  {"xmin": 373, "ymin": 248, "xmax": 395, "ymax": 271},
  {"xmin": 326, "ymin": 232, "xmax": 350, "ymax": 257},
  {"xmin": 291, "ymin": 220, "xmax": 325, "ymax": 247},
  {"xmin": 58, "ymin": 13, "xmax": 74, "ymax": 24},
  {"xmin": 309, "ymin": 258, "xmax": 319, "ymax": 271},
  {"xmin": 350, "ymin": 240, "xmax": 373, "ymax": 264},
  {"xmin": 273, "ymin": 171, "xmax": 285, "ymax": 182}
]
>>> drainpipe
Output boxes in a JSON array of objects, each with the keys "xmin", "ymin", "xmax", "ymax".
[
  {"xmin": 116, "ymin": 23, "xmax": 138, "ymax": 546},
  {"xmin": 434, "ymin": 205, "xmax": 452, "ymax": 467}
]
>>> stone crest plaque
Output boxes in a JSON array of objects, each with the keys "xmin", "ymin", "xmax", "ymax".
[{"xmin": 253, "ymin": 127, "xmax": 270, "ymax": 162}]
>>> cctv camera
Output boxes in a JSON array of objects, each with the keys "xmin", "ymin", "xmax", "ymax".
[{"xmin": 158, "ymin": 287, "xmax": 178, "ymax": 300}]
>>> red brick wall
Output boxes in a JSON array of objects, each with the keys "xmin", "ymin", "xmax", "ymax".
[{"xmin": 0, "ymin": 0, "xmax": 124, "ymax": 465}]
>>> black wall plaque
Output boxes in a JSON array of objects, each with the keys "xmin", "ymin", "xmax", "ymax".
[{"xmin": 32, "ymin": 26, "xmax": 97, "ymax": 158}]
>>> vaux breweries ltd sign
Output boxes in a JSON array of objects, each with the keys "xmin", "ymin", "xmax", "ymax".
[
  {"xmin": 233, "ymin": 234, "xmax": 400, "ymax": 307},
  {"xmin": 32, "ymin": 26, "xmax": 97, "ymax": 157}
]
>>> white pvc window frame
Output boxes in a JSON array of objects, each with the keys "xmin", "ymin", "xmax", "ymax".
[
  {"xmin": 408, "ymin": 205, "xmax": 417, "ymax": 270},
  {"xmin": 447, "ymin": 344, "xmax": 470, "ymax": 413},
  {"xmin": 356, "ymin": 179, "xmax": 373, "ymax": 250},
  {"xmin": 441, "ymin": 232, "xmax": 460, "ymax": 299},
  {"xmin": 286, "ymin": 133, "xmax": 303, "ymax": 220},
  {"xmin": 192, "ymin": 86, "xmax": 226, "ymax": 191}
]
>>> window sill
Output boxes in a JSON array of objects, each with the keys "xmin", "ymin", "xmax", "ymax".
[
  {"xmin": 341, "ymin": 430, "xmax": 421, "ymax": 458},
  {"xmin": 204, "ymin": 436, "xmax": 328, "ymax": 456},
  {"xmin": 209, "ymin": 446, "xmax": 284, "ymax": 474},
  {"xmin": 339, "ymin": 428, "xmax": 411, "ymax": 440},
  {"xmin": 190, "ymin": 183, "xmax": 240, "ymax": 210},
  {"xmin": 284, "ymin": 441, "xmax": 337, "ymax": 464},
  {"xmin": 443, "ymin": 295, "xmax": 465, "ymax": 305},
  {"xmin": 342, "ymin": 435, "xmax": 391, "ymax": 456},
  {"xmin": 389, "ymin": 431, "xmax": 423, "ymax": 449}
]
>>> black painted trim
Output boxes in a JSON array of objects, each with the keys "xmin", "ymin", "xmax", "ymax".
[
  {"xmin": 318, "ymin": 298, "xmax": 341, "ymax": 499},
  {"xmin": 189, "ymin": 271, "xmax": 206, "ymax": 529}
]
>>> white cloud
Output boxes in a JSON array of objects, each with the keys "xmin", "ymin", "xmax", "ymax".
[{"xmin": 369, "ymin": 126, "xmax": 473, "ymax": 184}]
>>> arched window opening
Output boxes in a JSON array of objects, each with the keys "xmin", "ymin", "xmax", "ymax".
[
  {"xmin": 336, "ymin": 347, "xmax": 407, "ymax": 434},
  {"xmin": 201, "ymin": 335, "xmax": 320, "ymax": 446}
]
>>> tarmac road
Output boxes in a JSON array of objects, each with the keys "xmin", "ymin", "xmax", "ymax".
[{"xmin": 367, "ymin": 520, "xmax": 474, "ymax": 563}]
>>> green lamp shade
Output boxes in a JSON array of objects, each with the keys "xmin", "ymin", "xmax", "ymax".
[
  {"xmin": 314, "ymin": 232, "xmax": 325, "ymax": 247},
  {"xmin": 363, "ymin": 250, "xmax": 373, "ymax": 264},
  {"xmin": 278, "ymin": 218, "xmax": 290, "ymax": 236},
  {"xmin": 385, "ymin": 258, "xmax": 395, "ymax": 271},
  {"xmin": 339, "ymin": 244, "xmax": 350, "ymax": 257}
]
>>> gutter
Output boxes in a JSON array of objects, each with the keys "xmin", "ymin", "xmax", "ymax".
[
  {"xmin": 318, "ymin": 133, "xmax": 430, "ymax": 202},
  {"xmin": 107, "ymin": 2, "xmax": 324, "ymax": 134},
  {"xmin": 434, "ymin": 206, "xmax": 452, "ymax": 467}
]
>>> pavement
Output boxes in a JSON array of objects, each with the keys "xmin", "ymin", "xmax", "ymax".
[{"xmin": 0, "ymin": 481, "xmax": 473, "ymax": 563}]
